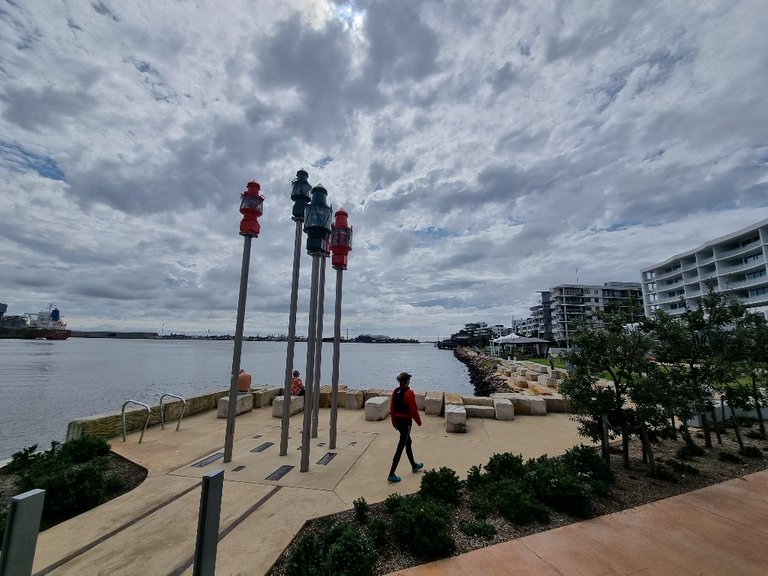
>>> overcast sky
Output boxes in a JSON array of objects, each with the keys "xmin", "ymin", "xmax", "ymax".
[{"xmin": 1, "ymin": 1, "xmax": 767, "ymax": 339}]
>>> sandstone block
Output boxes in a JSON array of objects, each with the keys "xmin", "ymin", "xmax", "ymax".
[
  {"xmin": 364, "ymin": 388, "xmax": 391, "ymax": 403},
  {"xmin": 272, "ymin": 395, "xmax": 304, "ymax": 418},
  {"xmin": 445, "ymin": 404, "xmax": 467, "ymax": 433},
  {"xmin": 217, "ymin": 393, "xmax": 253, "ymax": 418},
  {"xmin": 537, "ymin": 375, "xmax": 556, "ymax": 387},
  {"xmin": 345, "ymin": 389, "xmax": 365, "ymax": 409},
  {"xmin": 444, "ymin": 392, "xmax": 463, "ymax": 406},
  {"xmin": 425, "ymin": 391, "xmax": 444, "ymax": 416},
  {"xmin": 318, "ymin": 386, "xmax": 332, "ymax": 408},
  {"xmin": 530, "ymin": 397, "xmax": 547, "ymax": 416},
  {"xmin": 543, "ymin": 395, "xmax": 569, "ymax": 413},
  {"xmin": 364, "ymin": 396, "xmax": 390, "ymax": 421},
  {"xmin": 251, "ymin": 386, "xmax": 282, "ymax": 408},
  {"xmin": 493, "ymin": 398, "xmax": 514, "ymax": 421},
  {"xmin": 465, "ymin": 405, "xmax": 495, "ymax": 419},
  {"xmin": 462, "ymin": 396, "xmax": 494, "ymax": 407},
  {"xmin": 414, "ymin": 391, "xmax": 426, "ymax": 411}
]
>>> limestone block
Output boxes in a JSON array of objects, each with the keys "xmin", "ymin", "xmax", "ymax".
[
  {"xmin": 444, "ymin": 392, "xmax": 463, "ymax": 406},
  {"xmin": 518, "ymin": 368, "xmax": 528, "ymax": 377},
  {"xmin": 530, "ymin": 397, "xmax": 547, "ymax": 416},
  {"xmin": 251, "ymin": 386, "xmax": 282, "ymax": 408},
  {"xmin": 493, "ymin": 398, "xmax": 514, "ymax": 421},
  {"xmin": 445, "ymin": 404, "xmax": 467, "ymax": 433},
  {"xmin": 512, "ymin": 375, "xmax": 529, "ymax": 388},
  {"xmin": 465, "ymin": 405, "xmax": 495, "ymax": 419},
  {"xmin": 318, "ymin": 386, "xmax": 332, "ymax": 409},
  {"xmin": 364, "ymin": 396, "xmax": 390, "ymax": 421},
  {"xmin": 425, "ymin": 391, "xmax": 445, "ymax": 416},
  {"xmin": 543, "ymin": 394, "xmax": 569, "ymax": 413},
  {"xmin": 217, "ymin": 393, "xmax": 254, "ymax": 418},
  {"xmin": 462, "ymin": 396, "xmax": 494, "ymax": 407},
  {"xmin": 414, "ymin": 391, "xmax": 426, "ymax": 411},
  {"xmin": 345, "ymin": 389, "xmax": 365, "ymax": 409},
  {"xmin": 364, "ymin": 388, "xmax": 392, "ymax": 403},
  {"xmin": 553, "ymin": 368, "xmax": 568, "ymax": 379},
  {"xmin": 272, "ymin": 395, "xmax": 304, "ymax": 418},
  {"xmin": 537, "ymin": 375, "xmax": 556, "ymax": 387}
]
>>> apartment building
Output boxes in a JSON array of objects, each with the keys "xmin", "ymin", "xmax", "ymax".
[
  {"xmin": 522, "ymin": 282, "xmax": 643, "ymax": 343},
  {"xmin": 641, "ymin": 218, "xmax": 768, "ymax": 317}
]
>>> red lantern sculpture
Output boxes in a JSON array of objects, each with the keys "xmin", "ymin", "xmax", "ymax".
[
  {"xmin": 239, "ymin": 181, "xmax": 264, "ymax": 237},
  {"xmin": 330, "ymin": 208, "xmax": 353, "ymax": 270}
]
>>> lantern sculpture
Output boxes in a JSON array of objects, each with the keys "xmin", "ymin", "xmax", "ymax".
[
  {"xmin": 239, "ymin": 181, "xmax": 264, "ymax": 237},
  {"xmin": 329, "ymin": 208, "xmax": 352, "ymax": 448},
  {"xmin": 279, "ymin": 170, "xmax": 312, "ymax": 456}
]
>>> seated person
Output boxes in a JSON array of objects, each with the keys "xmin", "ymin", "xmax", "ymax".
[
  {"xmin": 291, "ymin": 370, "xmax": 305, "ymax": 396},
  {"xmin": 237, "ymin": 369, "xmax": 252, "ymax": 393}
]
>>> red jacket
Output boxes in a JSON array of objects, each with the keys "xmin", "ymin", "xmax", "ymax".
[{"xmin": 390, "ymin": 386, "xmax": 422, "ymax": 426}]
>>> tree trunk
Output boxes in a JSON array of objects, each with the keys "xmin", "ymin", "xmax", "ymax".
[
  {"xmin": 640, "ymin": 426, "xmax": 657, "ymax": 478},
  {"xmin": 751, "ymin": 374, "xmax": 766, "ymax": 438},
  {"xmin": 701, "ymin": 411, "xmax": 712, "ymax": 448},
  {"xmin": 601, "ymin": 414, "xmax": 611, "ymax": 467},
  {"xmin": 622, "ymin": 430, "xmax": 630, "ymax": 469},
  {"xmin": 709, "ymin": 405, "xmax": 722, "ymax": 444},
  {"xmin": 669, "ymin": 415, "xmax": 678, "ymax": 439},
  {"xmin": 730, "ymin": 403, "xmax": 745, "ymax": 452}
]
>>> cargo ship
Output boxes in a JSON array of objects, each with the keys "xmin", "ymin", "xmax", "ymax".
[{"xmin": 0, "ymin": 302, "xmax": 72, "ymax": 340}]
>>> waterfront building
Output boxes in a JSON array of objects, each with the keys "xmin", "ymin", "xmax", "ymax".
[
  {"xmin": 641, "ymin": 218, "xmax": 768, "ymax": 318},
  {"xmin": 521, "ymin": 282, "xmax": 643, "ymax": 345}
]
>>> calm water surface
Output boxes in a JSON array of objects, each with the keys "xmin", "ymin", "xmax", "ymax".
[{"xmin": 0, "ymin": 339, "xmax": 470, "ymax": 459}]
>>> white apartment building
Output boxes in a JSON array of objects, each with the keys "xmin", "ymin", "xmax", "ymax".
[{"xmin": 641, "ymin": 218, "xmax": 768, "ymax": 318}]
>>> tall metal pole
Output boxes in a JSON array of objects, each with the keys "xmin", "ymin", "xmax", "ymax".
[
  {"xmin": 300, "ymin": 255, "xmax": 321, "ymax": 472},
  {"xmin": 280, "ymin": 220, "xmax": 303, "ymax": 455},
  {"xmin": 311, "ymin": 255, "xmax": 327, "ymax": 438},
  {"xmin": 224, "ymin": 236, "xmax": 252, "ymax": 463},
  {"xmin": 329, "ymin": 266, "xmax": 343, "ymax": 449}
]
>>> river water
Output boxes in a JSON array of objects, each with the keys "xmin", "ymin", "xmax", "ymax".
[{"xmin": 0, "ymin": 339, "xmax": 470, "ymax": 459}]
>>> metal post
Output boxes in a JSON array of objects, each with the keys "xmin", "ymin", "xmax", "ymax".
[
  {"xmin": 300, "ymin": 255, "xmax": 321, "ymax": 472},
  {"xmin": 192, "ymin": 469, "xmax": 224, "ymax": 576},
  {"xmin": 311, "ymin": 256, "xmax": 327, "ymax": 439},
  {"xmin": 329, "ymin": 267, "xmax": 343, "ymax": 449},
  {"xmin": 224, "ymin": 236, "xmax": 252, "ymax": 463},
  {"xmin": 280, "ymin": 220, "xmax": 303, "ymax": 455},
  {"xmin": 0, "ymin": 489, "xmax": 45, "ymax": 576}
]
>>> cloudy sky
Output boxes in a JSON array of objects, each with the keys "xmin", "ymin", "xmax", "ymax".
[{"xmin": 1, "ymin": 0, "xmax": 767, "ymax": 339}]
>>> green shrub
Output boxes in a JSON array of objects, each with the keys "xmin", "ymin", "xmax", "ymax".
[
  {"xmin": 740, "ymin": 446, "xmax": 762, "ymax": 458},
  {"xmin": 285, "ymin": 521, "xmax": 377, "ymax": 576},
  {"xmin": 525, "ymin": 456, "xmax": 592, "ymax": 518},
  {"xmin": 59, "ymin": 435, "xmax": 111, "ymax": 464},
  {"xmin": 393, "ymin": 497, "xmax": 456, "ymax": 559},
  {"xmin": 459, "ymin": 519, "xmax": 497, "ymax": 538},
  {"xmin": 591, "ymin": 479, "xmax": 611, "ymax": 496},
  {"xmin": 494, "ymin": 479, "xmax": 550, "ymax": 525},
  {"xmin": 6, "ymin": 445, "xmax": 40, "ymax": 473},
  {"xmin": 353, "ymin": 497, "xmax": 369, "ymax": 523},
  {"xmin": 653, "ymin": 464, "xmax": 679, "ymax": 483},
  {"xmin": 384, "ymin": 493, "xmax": 405, "ymax": 513},
  {"xmin": 745, "ymin": 430, "xmax": 766, "ymax": 441},
  {"xmin": 419, "ymin": 466, "xmax": 461, "ymax": 505},
  {"xmin": 367, "ymin": 517, "xmax": 388, "ymax": 547},
  {"xmin": 468, "ymin": 486, "xmax": 495, "ymax": 520},
  {"xmin": 719, "ymin": 451, "xmax": 743, "ymax": 464},
  {"xmin": 465, "ymin": 464, "xmax": 485, "ymax": 491},
  {"xmin": 484, "ymin": 452, "xmax": 525, "ymax": 482},
  {"xmin": 561, "ymin": 445, "xmax": 614, "ymax": 484}
]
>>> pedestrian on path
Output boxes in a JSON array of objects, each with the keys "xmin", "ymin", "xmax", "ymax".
[{"xmin": 388, "ymin": 371, "xmax": 423, "ymax": 482}]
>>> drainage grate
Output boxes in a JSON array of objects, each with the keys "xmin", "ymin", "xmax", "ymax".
[
  {"xmin": 265, "ymin": 465, "xmax": 294, "ymax": 481},
  {"xmin": 232, "ymin": 465, "xmax": 246, "ymax": 472},
  {"xmin": 317, "ymin": 453, "xmax": 337, "ymax": 465},
  {"xmin": 192, "ymin": 453, "xmax": 224, "ymax": 468},
  {"xmin": 251, "ymin": 442, "xmax": 274, "ymax": 453}
]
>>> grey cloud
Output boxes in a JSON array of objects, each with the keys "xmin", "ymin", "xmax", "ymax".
[{"xmin": 1, "ymin": 86, "xmax": 98, "ymax": 131}]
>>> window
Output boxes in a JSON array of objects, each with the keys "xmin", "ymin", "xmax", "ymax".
[
  {"xmin": 749, "ymin": 287, "xmax": 768, "ymax": 297},
  {"xmin": 746, "ymin": 269, "xmax": 766, "ymax": 281}
]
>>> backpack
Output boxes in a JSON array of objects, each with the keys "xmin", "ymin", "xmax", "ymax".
[{"xmin": 392, "ymin": 386, "xmax": 409, "ymax": 415}]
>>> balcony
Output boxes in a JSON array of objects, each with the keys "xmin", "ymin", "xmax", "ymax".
[{"xmin": 715, "ymin": 240, "xmax": 763, "ymax": 261}]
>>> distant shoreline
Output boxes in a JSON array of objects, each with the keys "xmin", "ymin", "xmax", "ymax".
[{"xmin": 70, "ymin": 331, "xmax": 430, "ymax": 343}]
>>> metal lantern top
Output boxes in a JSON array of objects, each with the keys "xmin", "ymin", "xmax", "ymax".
[
  {"xmin": 304, "ymin": 184, "xmax": 332, "ymax": 256},
  {"xmin": 330, "ymin": 208, "xmax": 353, "ymax": 270},
  {"xmin": 290, "ymin": 169, "xmax": 312, "ymax": 221},
  {"xmin": 239, "ymin": 181, "xmax": 264, "ymax": 237}
]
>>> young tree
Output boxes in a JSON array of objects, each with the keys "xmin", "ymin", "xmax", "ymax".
[{"xmin": 733, "ymin": 311, "xmax": 768, "ymax": 438}]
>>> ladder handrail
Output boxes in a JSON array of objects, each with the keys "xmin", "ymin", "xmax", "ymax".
[
  {"xmin": 121, "ymin": 400, "xmax": 151, "ymax": 443},
  {"xmin": 159, "ymin": 393, "xmax": 187, "ymax": 431}
]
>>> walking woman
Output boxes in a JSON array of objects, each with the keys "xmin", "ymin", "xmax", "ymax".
[{"xmin": 387, "ymin": 371, "xmax": 424, "ymax": 482}]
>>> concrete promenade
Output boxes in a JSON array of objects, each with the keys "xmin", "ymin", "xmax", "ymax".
[{"xmin": 27, "ymin": 402, "xmax": 768, "ymax": 575}]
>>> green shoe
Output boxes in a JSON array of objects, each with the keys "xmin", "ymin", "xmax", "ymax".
[
  {"xmin": 387, "ymin": 474, "xmax": 401, "ymax": 483},
  {"xmin": 412, "ymin": 463, "xmax": 424, "ymax": 473}
]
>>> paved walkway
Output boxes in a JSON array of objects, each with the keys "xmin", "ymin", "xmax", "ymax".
[{"xmin": 27, "ymin": 403, "xmax": 768, "ymax": 575}]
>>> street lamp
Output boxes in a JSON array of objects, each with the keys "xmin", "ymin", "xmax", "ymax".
[
  {"xmin": 300, "ymin": 184, "xmax": 332, "ymax": 472},
  {"xmin": 224, "ymin": 181, "xmax": 263, "ymax": 463},
  {"xmin": 329, "ymin": 208, "xmax": 352, "ymax": 449},
  {"xmin": 279, "ymin": 170, "xmax": 312, "ymax": 456}
]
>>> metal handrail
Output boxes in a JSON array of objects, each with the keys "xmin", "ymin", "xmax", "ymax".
[
  {"xmin": 160, "ymin": 393, "xmax": 187, "ymax": 431},
  {"xmin": 121, "ymin": 400, "xmax": 151, "ymax": 443}
]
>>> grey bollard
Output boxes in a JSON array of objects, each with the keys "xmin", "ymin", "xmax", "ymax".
[
  {"xmin": 192, "ymin": 469, "xmax": 224, "ymax": 576},
  {"xmin": 0, "ymin": 489, "xmax": 45, "ymax": 576}
]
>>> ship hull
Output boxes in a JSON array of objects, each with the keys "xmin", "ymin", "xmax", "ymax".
[{"xmin": 0, "ymin": 327, "xmax": 71, "ymax": 340}]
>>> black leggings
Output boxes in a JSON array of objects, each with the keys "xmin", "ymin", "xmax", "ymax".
[{"xmin": 390, "ymin": 418, "xmax": 416, "ymax": 475}]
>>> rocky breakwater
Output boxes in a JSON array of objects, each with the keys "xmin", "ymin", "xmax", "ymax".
[{"xmin": 453, "ymin": 347, "xmax": 571, "ymax": 414}]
